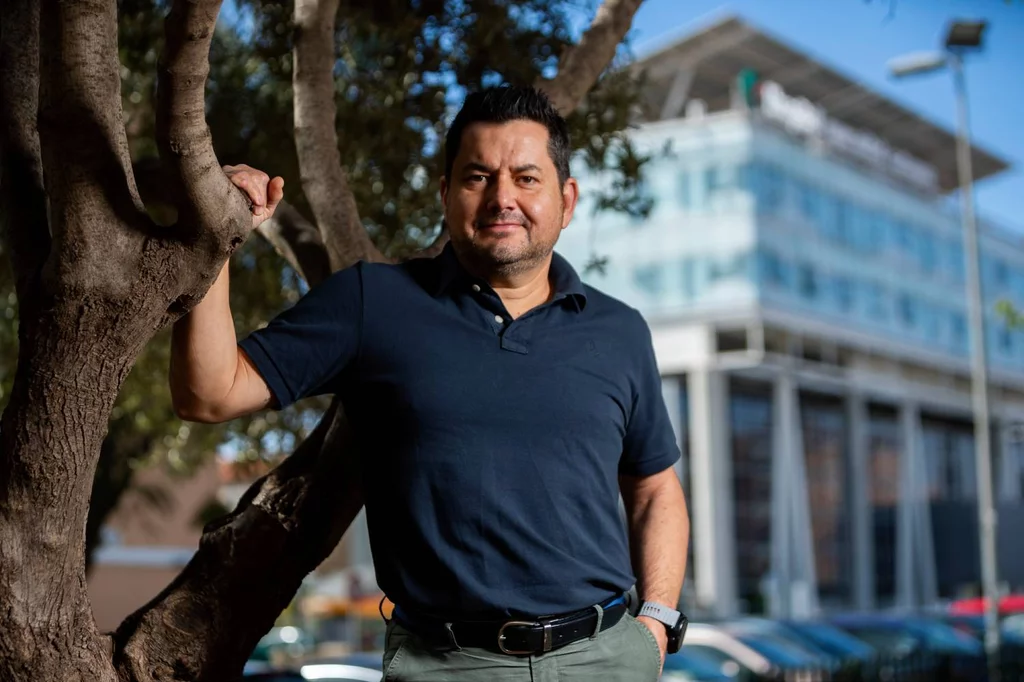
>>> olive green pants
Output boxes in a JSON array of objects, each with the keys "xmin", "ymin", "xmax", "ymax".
[{"xmin": 381, "ymin": 613, "xmax": 662, "ymax": 682}]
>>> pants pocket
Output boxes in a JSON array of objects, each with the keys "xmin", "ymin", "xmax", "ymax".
[{"xmin": 627, "ymin": 614, "xmax": 663, "ymax": 681}]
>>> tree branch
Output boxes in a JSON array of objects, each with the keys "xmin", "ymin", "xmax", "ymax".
[
  {"xmin": 34, "ymin": 0, "xmax": 161, "ymax": 302},
  {"xmin": 293, "ymin": 0, "xmax": 386, "ymax": 270},
  {"xmin": 537, "ymin": 0, "xmax": 645, "ymax": 116},
  {"xmin": 256, "ymin": 201, "xmax": 333, "ymax": 287},
  {"xmin": 0, "ymin": 0, "xmax": 50, "ymax": 304},
  {"xmin": 113, "ymin": 401, "xmax": 365, "ymax": 682},
  {"xmin": 158, "ymin": 0, "xmax": 251, "ymax": 249}
]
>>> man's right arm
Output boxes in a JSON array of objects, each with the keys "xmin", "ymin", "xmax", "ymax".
[
  {"xmin": 170, "ymin": 261, "xmax": 275, "ymax": 423},
  {"xmin": 170, "ymin": 164, "xmax": 283, "ymax": 424}
]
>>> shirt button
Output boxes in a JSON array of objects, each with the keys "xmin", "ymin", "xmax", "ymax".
[
  {"xmin": 471, "ymin": 284, "xmax": 481, "ymax": 292},
  {"xmin": 494, "ymin": 314, "xmax": 504, "ymax": 324}
]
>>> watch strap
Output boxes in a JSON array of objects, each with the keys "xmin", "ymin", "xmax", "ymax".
[{"xmin": 637, "ymin": 601, "xmax": 680, "ymax": 626}]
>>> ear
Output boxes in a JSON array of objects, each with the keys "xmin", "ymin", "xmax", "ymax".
[
  {"xmin": 560, "ymin": 177, "xmax": 579, "ymax": 229},
  {"xmin": 440, "ymin": 176, "xmax": 450, "ymax": 207}
]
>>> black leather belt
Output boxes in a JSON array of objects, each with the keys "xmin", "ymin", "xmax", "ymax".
[{"xmin": 395, "ymin": 597, "xmax": 628, "ymax": 655}]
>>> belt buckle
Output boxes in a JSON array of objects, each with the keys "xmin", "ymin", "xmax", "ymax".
[{"xmin": 497, "ymin": 620, "xmax": 546, "ymax": 655}]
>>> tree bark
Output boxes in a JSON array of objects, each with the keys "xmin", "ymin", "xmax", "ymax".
[
  {"xmin": 293, "ymin": 0, "xmax": 386, "ymax": 270},
  {"xmin": 0, "ymin": 0, "xmax": 255, "ymax": 680}
]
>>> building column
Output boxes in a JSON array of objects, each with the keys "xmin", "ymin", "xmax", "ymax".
[
  {"xmin": 687, "ymin": 369, "xmax": 738, "ymax": 617},
  {"xmin": 998, "ymin": 421, "xmax": 1022, "ymax": 503},
  {"xmin": 896, "ymin": 402, "xmax": 938, "ymax": 610},
  {"xmin": 847, "ymin": 393, "xmax": 875, "ymax": 611},
  {"xmin": 769, "ymin": 372, "xmax": 819, "ymax": 618}
]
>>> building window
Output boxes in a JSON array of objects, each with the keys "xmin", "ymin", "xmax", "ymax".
[
  {"xmin": 868, "ymin": 405, "xmax": 900, "ymax": 602},
  {"xmin": 678, "ymin": 171, "xmax": 692, "ymax": 209},
  {"xmin": 681, "ymin": 259, "xmax": 697, "ymax": 300},
  {"xmin": 730, "ymin": 381, "xmax": 774, "ymax": 613},
  {"xmin": 918, "ymin": 232, "xmax": 937, "ymax": 274},
  {"xmin": 799, "ymin": 182, "xmax": 821, "ymax": 225},
  {"xmin": 802, "ymin": 394, "xmax": 851, "ymax": 604},
  {"xmin": 833, "ymin": 276, "xmax": 854, "ymax": 312},
  {"xmin": 798, "ymin": 264, "xmax": 819, "ymax": 300},
  {"xmin": 897, "ymin": 294, "xmax": 916, "ymax": 328},
  {"xmin": 709, "ymin": 252, "xmax": 751, "ymax": 284},
  {"xmin": 867, "ymin": 283, "xmax": 888, "ymax": 321},
  {"xmin": 951, "ymin": 312, "xmax": 967, "ymax": 350},
  {"xmin": 999, "ymin": 327, "xmax": 1014, "ymax": 356},
  {"xmin": 633, "ymin": 263, "xmax": 663, "ymax": 295},
  {"xmin": 741, "ymin": 162, "xmax": 784, "ymax": 214},
  {"xmin": 922, "ymin": 417, "xmax": 976, "ymax": 503},
  {"xmin": 758, "ymin": 249, "xmax": 790, "ymax": 289}
]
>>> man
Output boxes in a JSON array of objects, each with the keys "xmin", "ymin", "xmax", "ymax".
[{"xmin": 170, "ymin": 86, "xmax": 689, "ymax": 681}]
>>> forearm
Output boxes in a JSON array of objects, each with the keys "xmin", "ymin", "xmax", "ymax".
[
  {"xmin": 626, "ymin": 472, "xmax": 690, "ymax": 607},
  {"xmin": 170, "ymin": 260, "xmax": 241, "ymax": 418}
]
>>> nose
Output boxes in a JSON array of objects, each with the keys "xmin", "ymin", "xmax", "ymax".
[{"xmin": 485, "ymin": 173, "xmax": 516, "ymax": 213}]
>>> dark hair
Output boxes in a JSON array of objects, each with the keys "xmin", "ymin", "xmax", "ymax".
[{"xmin": 444, "ymin": 85, "xmax": 572, "ymax": 186}]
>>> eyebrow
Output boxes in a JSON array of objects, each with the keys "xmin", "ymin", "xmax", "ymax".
[{"xmin": 459, "ymin": 162, "xmax": 544, "ymax": 175}]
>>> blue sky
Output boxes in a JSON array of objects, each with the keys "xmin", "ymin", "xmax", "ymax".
[{"xmin": 621, "ymin": 0, "xmax": 1023, "ymax": 232}]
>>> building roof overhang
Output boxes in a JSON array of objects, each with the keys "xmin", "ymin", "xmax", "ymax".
[{"xmin": 631, "ymin": 15, "xmax": 1009, "ymax": 194}]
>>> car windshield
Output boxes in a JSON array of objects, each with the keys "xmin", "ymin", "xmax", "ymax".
[
  {"xmin": 841, "ymin": 627, "xmax": 920, "ymax": 656},
  {"xmin": 786, "ymin": 622, "xmax": 876, "ymax": 659},
  {"xmin": 786, "ymin": 623, "xmax": 875, "ymax": 658},
  {"xmin": 735, "ymin": 633, "xmax": 819, "ymax": 667},
  {"xmin": 906, "ymin": 620, "xmax": 983, "ymax": 654}
]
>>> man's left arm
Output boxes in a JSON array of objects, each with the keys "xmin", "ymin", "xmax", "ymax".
[{"xmin": 621, "ymin": 467, "xmax": 690, "ymax": 666}]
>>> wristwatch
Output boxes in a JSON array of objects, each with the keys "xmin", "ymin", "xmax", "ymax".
[{"xmin": 637, "ymin": 601, "xmax": 688, "ymax": 653}]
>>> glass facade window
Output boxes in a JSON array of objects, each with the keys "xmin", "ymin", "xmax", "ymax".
[
  {"xmin": 833, "ymin": 276, "xmax": 854, "ymax": 313},
  {"xmin": 678, "ymin": 171, "xmax": 692, "ymax": 209},
  {"xmin": 633, "ymin": 263, "xmax": 664, "ymax": 295},
  {"xmin": 741, "ymin": 162, "xmax": 785, "ymax": 213},
  {"xmin": 918, "ymin": 232, "xmax": 937, "ymax": 274},
  {"xmin": 951, "ymin": 313, "xmax": 967, "ymax": 350},
  {"xmin": 868, "ymin": 406, "xmax": 900, "ymax": 602},
  {"xmin": 922, "ymin": 417, "xmax": 976, "ymax": 502},
  {"xmin": 897, "ymin": 294, "xmax": 916, "ymax": 328},
  {"xmin": 758, "ymin": 249, "xmax": 789, "ymax": 289},
  {"xmin": 801, "ymin": 394, "xmax": 851, "ymax": 604},
  {"xmin": 730, "ymin": 381, "xmax": 774, "ymax": 613},
  {"xmin": 867, "ymin": 283, "xmax": 888, "ymax": 322},
  {"xmin": 798, "ymin": 264, "xmax": 819, "ymax": 300}
]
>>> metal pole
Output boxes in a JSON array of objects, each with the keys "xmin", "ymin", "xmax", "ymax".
[{"xmin": 951, "ymin": 52, "xmax": 1001, "ymax": 679}]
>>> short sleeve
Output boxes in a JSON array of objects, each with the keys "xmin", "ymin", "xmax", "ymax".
[
  {"xmin": 238, "ymin": 262, "xmax": 363, "ymax": 409},
  {"xmin": 620, "ymin": 310, "xmax": 681, "ymax": 476}
]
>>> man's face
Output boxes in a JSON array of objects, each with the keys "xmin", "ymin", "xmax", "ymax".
[{"xmin": 441, "ymin": 120, "xmax": 578, "ymax": 277}]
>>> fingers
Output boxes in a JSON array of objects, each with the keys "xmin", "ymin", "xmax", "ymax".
[
  {"xmin": 223, "ymin": 164, "xmax": 273, "ymax": 215},
  {"xmin": 265, "ymin": 176, "xmax": 285, "ymax": 215}
]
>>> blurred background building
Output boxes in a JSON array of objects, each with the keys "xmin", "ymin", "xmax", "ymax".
[{"xmin": 556, "ymin": 15, "xmax": 1024, "ymax": 620}]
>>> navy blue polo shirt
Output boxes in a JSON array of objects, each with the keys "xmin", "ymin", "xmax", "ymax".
[{"xmin": 239, "ymin": 244, "xmax": 679, "ymax": 620}]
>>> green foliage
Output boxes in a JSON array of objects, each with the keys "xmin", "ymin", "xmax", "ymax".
[{"xmin": 997, "ymin": 300, "xmax": 1024, "ymax": 329}]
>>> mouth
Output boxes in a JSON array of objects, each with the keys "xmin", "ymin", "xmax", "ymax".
[{"xmin": 477, "ymin": 222, "xmax": 525, "ymax": 231}]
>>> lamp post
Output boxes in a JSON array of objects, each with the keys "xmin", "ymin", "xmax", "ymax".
[{"xmin": 889, "ymin": 19, "xmax": 1001, "ymax": 680}]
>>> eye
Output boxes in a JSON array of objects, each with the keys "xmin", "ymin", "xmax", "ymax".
[
  {"xmin": 519, "ymin": 176, "xmax": 538, "ymax": 185},
  {"xmin": 465, "ymin": 174, "xmax": 487, "ymax": 184}
]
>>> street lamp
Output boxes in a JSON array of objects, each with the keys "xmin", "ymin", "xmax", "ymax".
[{"xmin": 889, "ymin": 18, "xmax": 1001, "ymax": 680}]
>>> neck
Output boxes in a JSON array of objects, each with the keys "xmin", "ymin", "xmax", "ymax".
[{"xmin": 465, "ymin": 254, "xmax": 554, "ymax": 319}]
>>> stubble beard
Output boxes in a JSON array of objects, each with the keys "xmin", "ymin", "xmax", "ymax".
[{"xmin": 456, "ymin": 226, "xmax": 557, "ymax": 279}]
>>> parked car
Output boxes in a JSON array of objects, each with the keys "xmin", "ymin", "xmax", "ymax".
[
  {"xmin": 830, "ymin": 614, "xmax": 984, "ymax": 682},
  {"xmin": 675, "ymin": 622, "xmax": 827, "ymax": 681},
  {"xmin": 662, "ymin": 645, "xmax": 739, "ymax": 681},
  {"xmin": 299, "ymin": 653, "xmax": 383, "ymax": 681}
]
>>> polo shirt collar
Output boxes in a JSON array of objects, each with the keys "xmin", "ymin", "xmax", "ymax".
[{"xmin": 433, "ymin": 242, "xmax": 587, "ymax": 311}]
